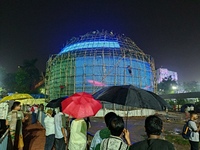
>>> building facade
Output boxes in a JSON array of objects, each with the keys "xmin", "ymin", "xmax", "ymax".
[{"xmin": 156, "ymin": 68, "xmax": 178, "ymax": 83}]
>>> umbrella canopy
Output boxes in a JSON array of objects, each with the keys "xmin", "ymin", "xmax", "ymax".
[
  {"xmin": 15, "ymin": 99, "xmax": 45, "ymax": 105},
  {"xmin": 0, "ymin": 93, "xmax": 33, "ymax": 103},
  {"xmin": 62, "ymin": 92, "xmax": 102, "ymax": 118},
  {"xmin": 93, "ymin": 85, "xmax": 170, "ymax": 111},
  {"xmin": 46, "ymin": 96, "xmax": 68, "ymax": 108}
]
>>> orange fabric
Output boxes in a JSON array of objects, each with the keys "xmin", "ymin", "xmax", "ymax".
[{"xmin": 18, "ymin": 135, "xmax": 24, "ymax": 148}]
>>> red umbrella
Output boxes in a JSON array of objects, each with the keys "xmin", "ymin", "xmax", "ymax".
[{"xmin": 61, "ymin": 92, "xmax": 102, "ymax": 119}]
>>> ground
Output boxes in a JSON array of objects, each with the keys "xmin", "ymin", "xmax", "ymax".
[{"xmin": 88, "ymin": 112, "xmax": 190, "ymax": 150}]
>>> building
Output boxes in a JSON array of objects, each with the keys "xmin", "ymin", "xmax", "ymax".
[
  {"xmin": 45, "ymin": 31, "xmax": 156, "ymax": 100},
  {"xmin": 156, "ymin": 68, "xmax": 178, "ymax": 83}
]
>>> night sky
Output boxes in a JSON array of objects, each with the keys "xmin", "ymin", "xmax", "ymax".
[{"xmin": 0, "ymin": 0, "xmax": 200, "ymax": 82}]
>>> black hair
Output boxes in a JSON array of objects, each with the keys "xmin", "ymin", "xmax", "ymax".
[
  {"xmin": 59, "ymin": 106, "xmax": 62, "ymax": 112},
  {"xmin": 104, "ymin": 112, "xmax": 117, "ymax": 127},
  {"xmin": 145, "ymin": 115, "xmax": 163, "ymax": 136},
  {"xmin": 190, "ymin": 111, "xmax": 197, "ymax": 116},
  {"xmin": 11, "ymin": 102, "xmax": 21, "ymax": 110},
  {"xmin": 108, "ymin": 115, "xmax": 124, "ymax": 136}
]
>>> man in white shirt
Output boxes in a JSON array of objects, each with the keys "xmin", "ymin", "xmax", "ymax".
[
  {"xmin": 54, "ymin": 108, "xmax": 67, "ymax": 150},
  {"xmin": 44, "ymin": 109, "xmax": 55, "ymax": 150},
  {"xmin": 188, "ymin": 111, "xmax": 200, "ymax": 150}
]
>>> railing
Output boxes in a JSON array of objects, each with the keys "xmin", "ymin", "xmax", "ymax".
[
  {"xmin": 38, "ymin": 111, "xmax": 46, "ymax": 127},
  {"xmin": 0, "ymin": 129, "xmax": 9, "ymax": 150}
]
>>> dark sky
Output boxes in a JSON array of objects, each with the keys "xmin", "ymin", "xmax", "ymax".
[{"xmin": 0, "ymin": 0, "xmax": 200, "ymax": 82}]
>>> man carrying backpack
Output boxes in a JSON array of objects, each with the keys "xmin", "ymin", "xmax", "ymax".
[{"xmin": 188, "ymin": 111, "xmax": 200, "ymax": 150}]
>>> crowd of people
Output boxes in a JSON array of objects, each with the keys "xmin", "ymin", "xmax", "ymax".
[
  {"xmin": 42, "ymin": 107, "xmax": 176, "ymax": 150},
  {"xmin": 6, "ymin": 101, "xmax": 200, "ymax": 150}
]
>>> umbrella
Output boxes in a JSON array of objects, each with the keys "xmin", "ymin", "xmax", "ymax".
[
  {"xmin": 46, "ymin": 96, "xmax": 68, "ymax": 108},
  {"xmin": 15, "ymin": 98, "xmax": 45, "ymax": 105},
  {"xmin": 62, "ymin": 92, "xmax": 102, "ymax": 118},
  {"xmin": 93, "ymin": 85, "xmax": 170, "ymax": 111},
  {"xmin": 0, "ymin": 93, "xmax": 33, "ymax": 103}
]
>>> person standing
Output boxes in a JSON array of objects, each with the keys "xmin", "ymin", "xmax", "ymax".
[
  {"xmin": 68, "ymin": 118, "xmax": 87, "ymax": 150},
  {"xmin": 44, "ymin": 109, "xmax": 55, "ymax": 150},
  {"xmin": 90, "ymin": 112, "xmax": 117, "ymax": 150},
  {"xmin": 54, "ymin": 108, "xmax": 67, "ymax": 150},
  {"xmin": 185, "ymin": 106, "xmax": 190, "ymax": 121},
  {"xmin": 100, "ymin": 115, "xmax": 131, "ymax": 150},
  {"xmin": 31, "ymin": 105, "xmax": 37, "ymax": 124},
  {"xmin": 130, "ymin": 115, "xmax": 175, "ymax": 150},
  {"xmin": 6, "ymin": 102, "xmax": 27, "ymax": 150},
  {"xmin": 188, "ymin": 111, "xmax": 200, "ymax": 150}
]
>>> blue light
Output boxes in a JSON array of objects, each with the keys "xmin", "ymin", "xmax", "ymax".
[{"xmin": 60, "ymin": 41, "xmax": 120, "ymax": 54}]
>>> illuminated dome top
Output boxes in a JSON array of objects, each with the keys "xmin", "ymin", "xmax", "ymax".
[{"xmin": 59, "ymin": 30, "xmax": 146, "ymax": 56}]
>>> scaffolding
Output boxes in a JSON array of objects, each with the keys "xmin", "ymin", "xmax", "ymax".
[{"xmin": 45, "ymin": 31, "xmax": 156, "ymax": 100}]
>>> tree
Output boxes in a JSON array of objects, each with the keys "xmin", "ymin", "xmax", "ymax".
[
  {"xmin": 157, "ymin": 76, "xmax": 178, "ymax": 94},
  {"xmin": 2, "ymin": 73, "xmax": 16, "ymax": 93},
  {"xmin": 15, "ymin": 68, "xmax": 31, "ymax": 93},
  {"xmin": 0, "ymin": 66, "xmax": 7, "ymax": 87},
  {"xmin": 20, "ymin": 59, "xmax": 41, "ymax": 90},
  {"xmin": 183, "ymin": 81, "xmax": 199, "ymax": 92},
  {"xmin": 1, "ymin": 59, "xmax": 41, "ymax": 93}
]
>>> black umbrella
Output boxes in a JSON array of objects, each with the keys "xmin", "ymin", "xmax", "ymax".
[
  {"xmin": 93, "ymin": 85, "xmax": 170, "ymax": 111},
  {"xmin": 46, "ymin": 96, "xmax": 68, "ymax": 108}
]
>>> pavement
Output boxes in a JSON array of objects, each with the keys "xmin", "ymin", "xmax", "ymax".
[{"xmin": 23, "ymin": 122, "xmax": 47, "ymax": 150}]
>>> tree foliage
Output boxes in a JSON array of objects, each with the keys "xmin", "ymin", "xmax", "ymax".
[
  {"xmin": 157, "ymin": 76, "xmax": 178, "ymax": 94},
  {"xmin": 2, "ymin": 73, "xmax": 16, "ymax": 92},
  {"xmin": 183, "ymin": 81, "xmax": 199, "ymax": 92},
  {"xmin": 1, "ymin": 59, "xmax": 41, "ymax": 93},
  {"xmin": 0, "ymin": 66, "xmax": 7, "ymax": 87},
  {"xmin": 15, "ymin": 68, "xmax": 31, "ymax": 93}
]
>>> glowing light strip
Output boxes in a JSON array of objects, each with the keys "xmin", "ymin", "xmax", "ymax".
[{"xmin": 60, "ymin": 41, "xmax": 120, "ymax": 53}]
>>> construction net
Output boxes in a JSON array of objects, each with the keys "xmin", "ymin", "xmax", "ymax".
[{"xmin": 45, "ymin": 31, "xmax": 156, "ymax": 100}]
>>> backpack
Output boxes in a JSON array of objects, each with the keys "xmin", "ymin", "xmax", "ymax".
[{"xmin": 182, "ymin": 120, "xmax": 191, "ymax": 139}]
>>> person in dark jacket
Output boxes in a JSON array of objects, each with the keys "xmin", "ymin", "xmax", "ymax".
[{"xmin": 130, "ymin": 115, "xmax": 175, "ymax": 150}]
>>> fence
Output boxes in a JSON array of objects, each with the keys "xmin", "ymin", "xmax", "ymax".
[
  {"xmin": 38, "ymin": 111, "xmax": 46, "ymax": 127},
  {"xmin": 0, "ymin": 129, "xmax": 9, "ymax": 150}
]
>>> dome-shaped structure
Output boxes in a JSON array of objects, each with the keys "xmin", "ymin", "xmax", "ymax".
[{"xmin": 46, "ymin": 31, "xmax": 156, "ymax": 100}]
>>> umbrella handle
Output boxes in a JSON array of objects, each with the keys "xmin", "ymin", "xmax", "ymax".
[{"xmin": 126, "ymin": 106, "xmax": 129, "ymax": 129}]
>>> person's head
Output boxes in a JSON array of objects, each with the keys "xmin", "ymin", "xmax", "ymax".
[
  {"xmin": 11, "ymin": 102, "xmax": 21, "ymax": 111},
  {"xmin": 59, "ymin": 106, "xmax": 62, "ymax": 112},
  {"xmin": 190, "ymin": 111, "xmax": 198, "ymax": 120},
  {"xmin": 104, "ymin": 112, "xmax": 117, "ymax": 127},
  {"xmin": 46, "ymin": 109, "xmax": 53, "ymax": 116},
  {"xmin": 108, "ymin": 115, "xmax": 124, "ymax": 136},
  {"xmin": 145, "ymin": 115, "xmax": 163, "ymax": 136}
]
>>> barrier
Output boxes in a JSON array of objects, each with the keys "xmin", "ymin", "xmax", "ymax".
[
  {"xmin": 38, "ymin": 111, "xmax": 46, "ymax": 127},
  {"xmin": 0, "ymin": 129, "xmax": 9, "ymax": 150},
  {"xmin": 95, "ymin": 109, "xmax": 156, "ymax": 117}
]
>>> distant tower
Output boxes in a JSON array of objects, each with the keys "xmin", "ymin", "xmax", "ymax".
[{"xmin": 156, "ymin": 68, "xmax": 178, "ymax": 83}]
